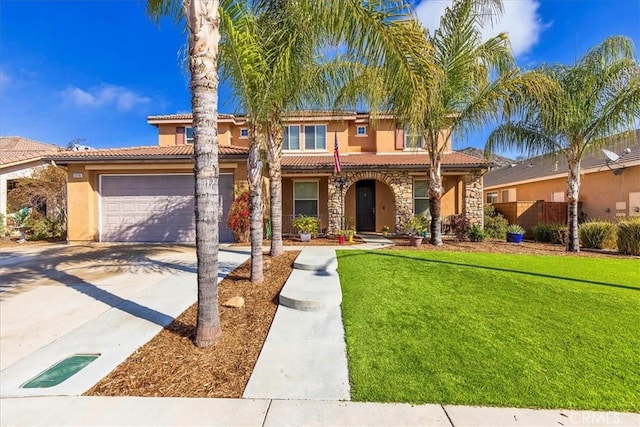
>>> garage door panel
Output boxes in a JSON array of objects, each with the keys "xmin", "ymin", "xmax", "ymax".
[{"xmin": 101, "ymin": 174, "xmax": 234, "ymax": 243}]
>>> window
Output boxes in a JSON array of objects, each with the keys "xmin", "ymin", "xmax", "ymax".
[
  {"xmin": 240, "ymin": 128, "xmax": 249, "ymax": 139},
  {"xmin": 7, "ymin": 179, "xmax": 19, "ymax": 191},
  {"xmin": 413, "ymin": 179, "xmax": 429, "ymax": 215},
  {"xmin": 283, "ymin": 125, "xmax": 300, "ymax": 150},
  {"xmin": 404, "ymin": 126, "xmax": 423, "ymax": 149},
  {"xmin": 356, "ymin": 125, "xmax": 367, "ymax": 136},
  {"xmin": 486, "ymin": 192, "xmax": 498, "ymax": 204},
  {"xmin": 304, "ymin": 125, "xmax": 326, "ymax": 150},
  {"xmin": 185, "ymin": 127, "xmax": 195, "ymax": 144},
  {"xmin": 294, "ymin": 181, "xmax": 318, "ymax": 216},
  {"xmin": 551, "ymin": 192, "xmax": 564, "ymax": 202}
]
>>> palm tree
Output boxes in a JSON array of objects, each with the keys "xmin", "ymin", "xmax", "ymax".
[
  {"xmin": 486, "ymin": 36, "xmax": 640, "ymax": 252},
  {"xmin": 222, "ymin": 0, "xmax": 427, "ymax": 259},
  {"xmin": 336, "ymin": 0, "xmax": 546, "ymax": 246},
  {"xmin": 147, "ymin": 0, "xmax": 224, "ymax": 347}
]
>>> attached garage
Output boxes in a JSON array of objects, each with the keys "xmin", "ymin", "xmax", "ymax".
[{"xmin": 100, "ymin": 174, "xmax": 235, "ymax": 243}]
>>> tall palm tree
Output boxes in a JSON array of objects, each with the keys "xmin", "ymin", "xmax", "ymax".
[
  {"xmin": 486, "ymin": 36, "xmax": 640, "ymax": 252},
  {"xmin": 222, "ymin": 0, "xmax": 427, "ymax": 259},
  {"xmin": 147, "ymin": 0, "xmax": 224, "ymax": 347}
]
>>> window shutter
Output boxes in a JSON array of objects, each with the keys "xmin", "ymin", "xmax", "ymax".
[
  {"xmin": 395, "ymin": 128, "xmax": 404, "ymax": 150},
  {"xmin": 176, "ymin": 127, "xmax": 185, "ymax": 145}
]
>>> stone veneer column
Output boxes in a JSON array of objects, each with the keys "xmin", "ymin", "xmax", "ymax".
[
  {"xmin": 462, "ymin": 171, "xmax": 484, "ymax": 227},
  {"xmin": 327, "ymin": 170, "xmax": 414, "ymax": 235}
]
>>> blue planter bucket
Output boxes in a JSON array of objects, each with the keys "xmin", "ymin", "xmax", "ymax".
[{"xmin": 506, "ymin": 232, "xmax": 523, "ymax": 243}]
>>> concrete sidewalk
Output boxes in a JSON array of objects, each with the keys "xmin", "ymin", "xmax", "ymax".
[{"xmin": 1, "ymin": 396, "xmax": 637, "ymax": 426}]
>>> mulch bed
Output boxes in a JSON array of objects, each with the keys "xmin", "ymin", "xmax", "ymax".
[
  {"xmin": 84, "ymin": 251, "xmax": 299, "ymax": 398},
  {"xmin": 231, "ymin": 236, "xmax": 365, "ymax": 246},
  {"xmin": 386, "ymin": 236, "xmax": 629, "ymax": 258}
]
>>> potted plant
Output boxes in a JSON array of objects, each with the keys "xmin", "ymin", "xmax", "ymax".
[
  {"xmin": 338, "ymin": 230, "xmax": 346, "ymax": 245},
  {"xmin": 347, "ymin": 226, "xmax": 356, "ymax": 243},
  {"xmin": 404, "ymin": 213, "xmax": 429, "ymax": 246},
  {"xmin": 381, "ymin": 225, "xmax": 390, "ymax": 237},
  {"xmin": 506, "ymin": 224, "xmax": 525, "ymax": 243},
  {"xmin": 292, "ymin": 215, "xmax": 319, "ymax": 242}
]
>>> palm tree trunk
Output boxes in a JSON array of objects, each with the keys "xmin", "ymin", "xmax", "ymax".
[
  {"xmin": 567, "ymin": 159, "xmax": 581, "ymax": 252},
  {"xmin": 187, "ymin": 0, "xmax": 222, "ymax": 348},
  {"xmin": 267, "ymin": 128, "xmax": 284, "ymax": 257},
  {"xmin": 248, "ymin": 135, "xmax": 264, "ymax": 283},
  {"xmin": 428, "ymin": 157, "xmax": 444, "ymax": 246}
]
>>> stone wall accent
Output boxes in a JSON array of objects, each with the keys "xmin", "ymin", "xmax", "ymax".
[
  {"xmin": 327, "ymin": 170, "xmax": 414, "ymax": 234},
  {"xmin": 462, "ymin": 171, "xmax": 484, "ymax": 227}
]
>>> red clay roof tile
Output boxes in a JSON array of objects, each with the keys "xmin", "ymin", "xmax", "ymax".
[{"xmin": 0, "ymin": 136, "xmax": 60, "ymax": 166}]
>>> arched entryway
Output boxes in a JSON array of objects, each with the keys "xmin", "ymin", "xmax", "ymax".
[{"xmin": 328, "ymin": 170, "xmax": 413, "ymax": 234}]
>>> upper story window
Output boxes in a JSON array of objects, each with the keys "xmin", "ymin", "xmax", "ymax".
[
  {"xmin": 240, "ymin": 128, "xmax": 249, "ymax": 139},
  {"xmin": 404, "ymin": 126, "xmax": 423, "ymax": 149},
  {"xmin": 283, "ymin": 124, "xmax": 327, "ymax": 151},
  {"xmin": 304, "ymin": 125, "xmax": 326, "ymax": 150},
  {"xmin": 283, "ymin": 125, "xmax": 300, "ymax": 150},
  {"xmin": 185, "ymin": 127, "xmax": 195, "ymax": 144},
  {"xmin": 486, "ymin": 192, "xmax": 498, "ymax": 204},
  {"xmin": 501, "ymin": 188, "xmax": 516, "ymax": 202},
  {"xmin": 356, "ymin": 125, "xmax": 367, "ymax": 136}
]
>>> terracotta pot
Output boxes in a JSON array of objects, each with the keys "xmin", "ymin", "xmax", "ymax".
[{"xmin": 409, "ymin": 235, "xmax": 423, "ymax": 247}]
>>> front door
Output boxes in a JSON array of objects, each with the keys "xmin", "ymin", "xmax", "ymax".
[{"xmin": 356, "ymin": 180, "xmax": 376, "ymax": 231}]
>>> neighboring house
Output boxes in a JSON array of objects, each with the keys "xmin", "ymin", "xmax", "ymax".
[
  {"xmin": 484, "ymin": 130, "xmax": 640, "ymax": 221},
  {"xmin": 0, "ymin": 136, "xmax": 60, "ymax": 229},
  {"xmin": 49, "ymin": 111, "xmax": 489, "ymax": 244}
]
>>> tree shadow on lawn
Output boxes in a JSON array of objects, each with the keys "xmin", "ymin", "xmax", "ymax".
[{"xmin": 338, "ymin": 250, "xmax": 639, "ymax": 292}]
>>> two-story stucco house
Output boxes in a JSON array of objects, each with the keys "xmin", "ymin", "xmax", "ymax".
[{"xmin": 49, "ymin": 111, "xmax": 489, "ymax": 243}]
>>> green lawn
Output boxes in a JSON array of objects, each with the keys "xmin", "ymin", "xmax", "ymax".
[{"xmin": 337, "ymin": 250, "xmax": 640, "ymax": 411}]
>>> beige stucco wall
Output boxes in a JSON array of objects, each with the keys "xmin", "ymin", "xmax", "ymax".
[
  {"xmin": 66, "ymin": 162, "xmax": 247, "ymax": 243},
  {"xmin": 484, "ymin": 165, "xmax": 640, "ymax": 220},
  {"xmin": 348, "ymin": 122, "xmax": 375, "ymax": 153}
]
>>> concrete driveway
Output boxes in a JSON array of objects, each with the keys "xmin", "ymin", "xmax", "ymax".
[{"xmin": 0, "ymin": 243, "xmax": 249, "ymax": 396}]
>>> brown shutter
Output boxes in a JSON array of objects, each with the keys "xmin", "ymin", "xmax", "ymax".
[
  {"xmin": 176, "ymin": 127, "xmax": 185, "ymax": 145},
  {"xmin": 395, "ymin": 128, "xmax": 404, "ymax": 150}
]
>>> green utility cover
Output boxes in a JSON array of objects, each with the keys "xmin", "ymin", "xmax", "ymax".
[{"xmin": 22, "ymin": 354, "xmax": 99, "ymax": 388}]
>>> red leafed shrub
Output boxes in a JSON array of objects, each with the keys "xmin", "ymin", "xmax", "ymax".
[{"xmin": 227, "ymin": 189, "xmax": 250, "ymax": 242}]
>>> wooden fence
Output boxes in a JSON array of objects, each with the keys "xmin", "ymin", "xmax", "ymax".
[{"xmin": 492, "ymin": 201, "xmax": 575, "ymax": 236}]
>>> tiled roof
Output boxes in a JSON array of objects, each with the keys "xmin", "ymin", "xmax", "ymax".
[
  {"xmin": 484, "ymin": 130, "xmax": 640, "ymax": 188},
  {"xmin": 46, "ymin": 145, "xmax": 249, "ymax": 163},
  {"xmin": 282, "ymin": 151, "xmax": 488, "ymax": 170},
  {"xmin": 0, "ymin": 136, "xmax": 60, "ymax": 166},
  {"xmin": 147, "ymin": 113, "xmax": 237, "ymax": 121}
]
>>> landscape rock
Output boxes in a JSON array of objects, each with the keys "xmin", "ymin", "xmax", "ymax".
[{"xmin": 223, "ymin": 296, "xmax": 245, "ymax": 308}]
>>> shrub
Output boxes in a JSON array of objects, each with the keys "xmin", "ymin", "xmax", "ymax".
[
  {"xmin": 579, "ymin": 220, "xmax": 616, "ymax": 249},
  {"xmin": 506, "ymin": 224, "xmax": 525, "ymax": 235},
  {"xmin": 484, "ymin": 205, "xmax": 508, "ymax": 239},
  {"xmin": 468, "ymin": 224, "xmax": 486, "ymax": 242},
  {"xmin": 404, "ymin": 213, "xmax": 429, "ymax": 236},
  {"xmin": 532, "ymin": 223, "xmax": 565, "ymax": 243},
  {"xmin": 227, "ymin": 188, "xmax": 250, "ymax": 243},
  {"xmin": 292, "ymin": 215, "xmax": 319, "ymax": 235},
  {"xmin": 0, "ymin": 213, "xmax": 4, "ymax": 236},
  {"xmin": 450, "ymin": 214, "xmax": 470, "ymax": 241},
  {"xmin": 616, "ymin": 218, "xmax": 640, "ymax": 256},
  {"xmin": 24, "ymin": 212, "xmax": 52, "ymax": 240}
]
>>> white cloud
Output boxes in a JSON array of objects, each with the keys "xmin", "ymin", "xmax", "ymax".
[
  {"xmin": 414, "ymin": 0, "xmax": 548, "ymax": 57},
  {"xmin": 62, "ymin": 84, "xmax": 151, "ymax": 111}
]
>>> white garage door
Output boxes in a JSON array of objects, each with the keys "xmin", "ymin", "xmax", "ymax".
[{"xmin": 100, "ymin": 174, "xmax": 235, "ymax": 243}]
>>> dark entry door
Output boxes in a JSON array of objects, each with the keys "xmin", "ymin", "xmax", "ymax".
[{"xmin": 356, "ymin": 180, "xmax": 376, "ymax": 231}]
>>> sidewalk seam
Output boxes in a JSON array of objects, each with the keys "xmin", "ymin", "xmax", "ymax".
[
  {"xmin": 441, "ymin": 404, "xmax": 455, "ymax": 427},
  {"xmin": 261, "ymin": 399, "xmax": 273, "ymax": 427}
]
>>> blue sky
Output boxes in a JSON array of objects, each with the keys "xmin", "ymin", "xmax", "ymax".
[{"xmin": 1, "ymin": 0, "xmax": 639, "ymax": 156}]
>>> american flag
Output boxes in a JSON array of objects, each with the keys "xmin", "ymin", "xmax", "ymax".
[{"xmin": 333, "ymin": 132, "xmax": 341, "ymax": 174}]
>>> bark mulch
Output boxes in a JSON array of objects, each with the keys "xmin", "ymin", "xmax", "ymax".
[
  {"xmin": 84, "ymin": 251, "xmax": 299, "ymax": 398},
  {"xmin": 231, "ymin": 236, "xmax": 364, "ymax": 246}
]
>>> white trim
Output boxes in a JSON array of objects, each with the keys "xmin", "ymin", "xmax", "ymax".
[
  {"xmin": 284, "ymin": 124, "xmax": 329, "ymax": 152},
  {"xmin": 293, "ymin": 179, "xmax": 319, "ymax": 217},
  {"xmin": 486, "ymin": 191, "xmax": 498, "ymax": 204},
  {"xmin": 239, "ymin": 128, "xmax": 249, "ymax": 139},
  {"xmin": 413, "ymin": 178, "xmax": 429, "ymax": 215},
  {"xmin": 185, "ymin": 126, "xmax": 194, "ymax": 144},
  {"xmin": 355, "ymin": 125, "xmax": 367, "ymax": 137}
]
